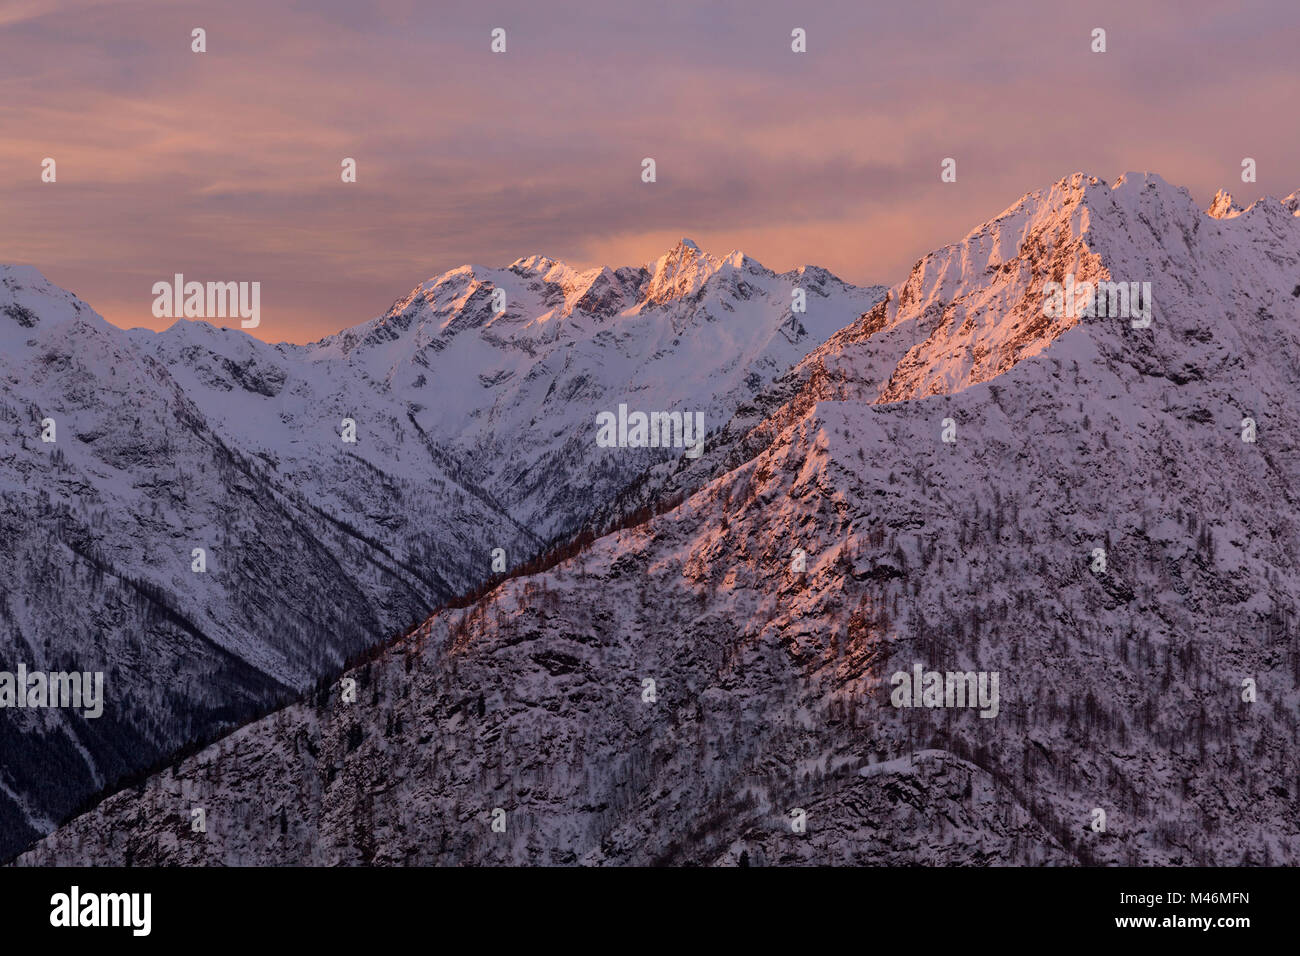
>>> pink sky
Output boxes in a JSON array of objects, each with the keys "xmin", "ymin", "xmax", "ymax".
[{"xmin": 2, "ymin": 0, "xmax": 1296, "ymax": 342}]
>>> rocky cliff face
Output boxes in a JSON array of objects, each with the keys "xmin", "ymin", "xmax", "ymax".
[
  {"xmin": 15, "ymin": 173, "xmax": 1300, "ymax": 866},
  {"xmin": 0, "ymin": 250, "xmax": 878, "ymax": 861}
]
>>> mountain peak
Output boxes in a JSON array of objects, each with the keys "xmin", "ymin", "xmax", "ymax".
[
  {"xmin": 642, "ymin": 238, "xmax": 720, "ymax": 305},
  {"xmin": 1111, "ymin": 170, "xmax": 1174, "ymax": 190},
  {"xmin": 508, "ymin": 254, "xmax": 562, "ymax": 275},
  {"xmin": 1207, "ymin": 188, "xmax": 1244, "ymax": 219},
  {"xmin": 1, "ymin": 263, "xmax": 98, "ymax": 343}
]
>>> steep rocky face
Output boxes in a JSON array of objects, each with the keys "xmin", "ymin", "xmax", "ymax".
[
  {"xmin": 21, "ymin": 173, "xmax": 1300, "ymax": 867},
  {"xmin": 0, "ymin": 247, "xmax": 877, "ymax": 862}
]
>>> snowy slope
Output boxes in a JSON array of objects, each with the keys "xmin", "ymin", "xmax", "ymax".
[{"xmin": 21, "ymin": 172, "xmax": 1300, "ymax": 867}]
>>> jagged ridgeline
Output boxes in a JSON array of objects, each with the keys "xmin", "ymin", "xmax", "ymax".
[
  {"xmin": 16, "ymin": 172, "xmax": 1300, "ymax": 866},
  {"xmin": 0, "ymin": 244, "xmax": 882, "ymax": 861}
]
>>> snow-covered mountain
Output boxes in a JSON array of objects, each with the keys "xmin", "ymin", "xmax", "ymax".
[
  {"xmin": 0, "ymin": 266, "xmax": 526, "ymax": 858},
  {"xmin": 301, "ymin": 238, "xmax": 884, "ymax": 540},
  {"xmin": 0, "ymin": 248, "xmax": 879, "ymax": 861},
  {"xmin": 20, "ymin": 172, "xmax": 1300, "ymax": 867}
]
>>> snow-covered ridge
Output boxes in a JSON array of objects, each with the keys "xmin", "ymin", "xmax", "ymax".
[{"xmin": 740, "ymin": 172, "xmax": 1299, "ymax": 436}]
